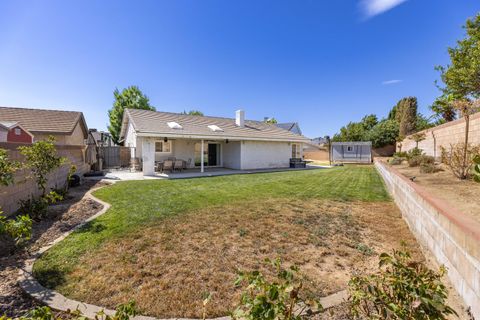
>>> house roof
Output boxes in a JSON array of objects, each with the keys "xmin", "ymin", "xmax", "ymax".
[
  {"xmin": 0, "ymin": 121, "xmax": 19, "ymax": 130},
  {"xmin": 0, "ymin": 106, "xmax": 88, "ymax": 137},
  {"xmin": 121, "ymin": 109, "xmax": 310, "ymax": 143}
]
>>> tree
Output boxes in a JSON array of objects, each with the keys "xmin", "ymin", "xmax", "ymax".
[
  {"xmin": 430, "ymin": 94, "xmax": 457, "ymax": 123},
  {"xmin": 360, "ymin": 114, "xmax": 378, "ymax": 130},
  {"xmin": 0, "ymin": 149, "xmax": 18, "ymax": 186},
  {"xmin": 108, "ymin": 86, "xmax": 155, "ymax": 144},
  {"xmin": 264, "ymin": 117, "xmax": 278, "ymax": 124},
  {"xmin": 436, "ymin": 14, "xmax": 480, "ymax": 101},
  {"xmin": 411, "ymin": 132, "xmax": 426, "ymax": 149},
  {"xmin": 451, "ymin": 99, "xmax": 480, "ymax": 179},
  {"xmin": 366, "ymin": 119, "xmax": 399, "ymax": 148},
  {"xmin": 415, "ymin": 113, "xmax": 434, "ymax": 132},
  {"xmin": 395, "ymin": 97, "xmax": 418, "ymax": 137},
  {"xmin": 18, "ymin": 137, "xmax": 65, "ymax": 196},
  {"xmin": 183, "ymin": 110, "xmax": 204, "ymax": 116}
]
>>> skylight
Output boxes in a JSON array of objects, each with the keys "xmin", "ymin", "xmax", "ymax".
[
  {"xmin": 167, "ymin": 121, "xmax": 182, "ymax": 129},
  {"xmin": 208, "ymin": 124, "xmax": 224, "ymax": 132}
]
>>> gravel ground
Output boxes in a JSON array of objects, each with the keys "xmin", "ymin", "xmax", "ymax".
[{"xmin": 0, "ymin": 180, "xmax": 106, "ymax": 317}]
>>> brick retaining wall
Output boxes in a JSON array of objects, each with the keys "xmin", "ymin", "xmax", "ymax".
[
  {"xmin": 375, "ymin": 160, "xmax": 480, "ymax": 318},
  {"xmin": 0, "ymin": 143, "xmax": 89, "ymax": 215},
  {"xmin": 400, "ymin": 112, "xmax": 480, "ymax": 158}
]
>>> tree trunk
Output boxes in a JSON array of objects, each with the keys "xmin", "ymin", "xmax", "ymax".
[{"xmin": 462, "ymin": 115, "xmax": 470, "ymax": 179}]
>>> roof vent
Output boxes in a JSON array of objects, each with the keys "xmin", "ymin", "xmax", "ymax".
[
  {"xmin": 167, "ymin": 121, "xmax": 182, "ymax": 129},
  {"xmin": 208, "ymin": 124, "xmax": 224, "ymax": 132},
  {"xmin": 235, "ymin": 110, "xmax": 245, "ymax": 127}
]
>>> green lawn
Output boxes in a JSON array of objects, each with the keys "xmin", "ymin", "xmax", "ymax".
[{"xmin": 34, "ymin": 165, "xmax": 389, "ymax": 288}]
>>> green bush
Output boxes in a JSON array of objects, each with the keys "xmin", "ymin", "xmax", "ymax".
[
  {"xmin": 389, "ymin": 157, "xmax": 403, "ymax": 165},
  {"xmin": 473, "ymin": 155, "xmax": 480, "ymax": 182},
  {"xmin": 393, "ymin": 151, "xmax": 408, "ymax": 158},
  {"xmin": 18, "ymin": 191, "xmax": 63, "ymax": 220},
  {"xmin": 348, "ymin": 248, "xmax": 457, "ymax": 319},
  {"xmin": 406, "ymin": 147, "xmax": 423, "ymax": 160},
  {"xmin": 0, "ymin": 210, "xmax": 32, "ymax": 245},
  {"xmin": 420, "ymin": 163, "xmax": 438, "ymax": 174},
  {"xmin": 232, "ymin": 258, "xmax": 321, "ymax": 320}
]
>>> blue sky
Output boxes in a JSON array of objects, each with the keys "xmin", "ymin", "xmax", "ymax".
[{"xmin": 0, "ymin": 0, "xmax": 478, "ymax": 138}]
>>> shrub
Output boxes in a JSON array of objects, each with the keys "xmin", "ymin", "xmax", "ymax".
[
  {"xmin": 232, "ymin": 258, "xmax": 321, "ymax": 320},
  {"xmin": 18, "ymin": 191, "xmax": 63, "ymax": 220},
  {"xmin": 440, "ymin": 143, "xmax": 480, "ymax": 179},
  {"xmin": 0, "ymin": 210, "xmax": 32, "ymax": 245},
  {"xmin": 348, "ymin": 248, "xmax": 457, "ymax": 319},
  {"xmin": 420, "ymin": 163, "xmax": 438, "ymax": 174},
  {"xmin": 389, "ymin": 157, "xmax": 403, "ymax": 165},
  {"xmin": 0, "ymin": 148, "xmax": 19, "ymax": 186},
  {"xmin": 18, "ymin": 136, "xmax": 66, "ymax": 196},
  {"xmin": 393, "ymin": 151, "xmax": 407, "ymax": 158},
  {"xmin": 406, "ymin": 147, "xmax": 423, "ymax": 160},
  {"xmin": 1, "ymin": 301, "xmax": 137, "ymax": 320},
  {"xmin": 473, "ymin": 155, "xmax": 480, "ymax": 183},
  {"xmin": 408, "ymin": 155, "xmax": 423, "ymax": 167}
]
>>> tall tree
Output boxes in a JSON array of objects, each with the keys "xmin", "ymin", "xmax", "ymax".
[
  {"xmin": 436, "ymin": 14, "xmax": 480, "ymax": 101},
  {"xmin": 395, "ymin": 97, "xmax": 418, "ymax": 137},
  {"xmin": 264, "ymin": 117, "xmax": 278, "ymax": 124},
  {"xmin": 108, "ymin": 86, "xmax": 155, "ymax": 144}
]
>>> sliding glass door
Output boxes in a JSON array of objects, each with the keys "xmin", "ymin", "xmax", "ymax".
[{"xmin": 194, "ymin": 142, "xmax": 221, "ymax": 167}]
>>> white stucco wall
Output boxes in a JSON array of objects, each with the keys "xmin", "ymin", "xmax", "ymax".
[
  {"xmin": 240, "ymin": 141, "xmax": 297, "ymax": 170},
  {"xmin": 154, "ymin": 139, "xmax": 196, "ymax": 168},
  {"xmin": 223, "ymin": 141, "xmax": 241, "ymax": 169}
]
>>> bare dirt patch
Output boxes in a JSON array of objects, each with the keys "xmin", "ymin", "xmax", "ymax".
[
  {"xmin": 57, "ymin": 198, "xmax": 421, "ymax": 318},
  {"xmin": 393, "ymin": 163, "xmax": 480, "ymax": 222},
  {"xmin": 0, "ymin": 180, "xmax": 106, "ymax": 317}
]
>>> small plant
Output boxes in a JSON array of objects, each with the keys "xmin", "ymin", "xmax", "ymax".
[
  {"xmin": 440, "ymin": 143, "xmax": 480, "ymax": 179},
  {"xmin": 473, "ymin": 155, "xmax": 480, "ymax": 183},
  {"xmin": 389, "ymin": 157, "xmax": 403, "ymax": 165},
  {"xmin": 393, "ymin": 151, "xmax": 407, "ymax": 158},
  {"xmin": 348, "ymin": 248, "xmax": 457, "ymax": 319},
  {"xmin": 18, "ymin": 191, "xmax": 64, "ymax": 220},
  {"xmin": 0, "ymin": 210, "xmax": 32, "ymax": 245},
  {"xmin": 406, "ymin": 147, "xmax": 423, "ymax": 160},
  {"xmin": 1, "ymin": 301, "xmax": 138, "ymax": 320},
  {"xmin": 232, "ymin": 258, "xmax": 321, "ymax": 320},
  {"xmin": 356, "ymin": 243, "xmax": 375, "ymax": 256}
]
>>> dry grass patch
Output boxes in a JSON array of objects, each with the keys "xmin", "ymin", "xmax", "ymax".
[{"xmin": 53, "ymin": 198, "xmax": 420, "ymax": 318}]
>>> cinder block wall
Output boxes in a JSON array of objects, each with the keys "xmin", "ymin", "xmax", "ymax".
[
  {"xmin": 0, "ymin": 143, "xmax": 89, "ymax": 215},
  {"xmin": 375, "ymin": 160, "xmax": 480, "ymax": 318},
  {"xmin": 400, "ymin": 112, "xmax": 480, "ymax": 159}
]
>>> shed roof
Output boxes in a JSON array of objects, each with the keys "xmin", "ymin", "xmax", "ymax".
[
  {"xmin": 331, "ymin": 141, "xmax": 372, "ymax": 146},
  {"xmin": 121, "ymin": 109, "xmax": 309, "ymax": 142}
]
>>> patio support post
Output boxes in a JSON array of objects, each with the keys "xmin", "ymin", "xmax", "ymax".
[
  {"xmin": 201, "ymin": 139, "xmax": 204, "ymax": 173},
  {"xmin": 142, "ymin": 137, "xmax": 155, "ymax": 176}
]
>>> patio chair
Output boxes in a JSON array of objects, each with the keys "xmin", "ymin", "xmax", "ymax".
[
  {"xmin": 174, "ymin": 160, "xmax": 183, "ymax": 172},
  {"xmin": 163, "ymin": 160, "xmax": 174, "ymax": 173},
  {"xmin": 185, "ymin": 158, "xmax": 192, "ymax": 169}
]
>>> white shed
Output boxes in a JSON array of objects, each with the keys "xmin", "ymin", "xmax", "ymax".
[{"xmin": 331, "ymin": 141, "xmax": 372, "ymax": 163}]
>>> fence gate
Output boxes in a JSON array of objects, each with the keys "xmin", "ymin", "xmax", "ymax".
[{"xmin": 101, "ymin": 146, "xmax": 131, "ymax": 168}]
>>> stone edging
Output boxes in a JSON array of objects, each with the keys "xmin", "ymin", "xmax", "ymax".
[{"xmin": 18, "ymin": 180, "xmax": 348, "ymax": 319}]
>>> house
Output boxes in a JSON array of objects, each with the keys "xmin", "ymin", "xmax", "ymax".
[
  {"xmin": 0, "ymin": 106, "xmax": 88, "ymax": 145},
  {"xmin": 331, "ymin": 141, "xmax": 372, "ymax": 163},
  {"xmin": 120, "ymin": 109, "xmax": 310, "ymax": 175},
  {"xmin": 89, "ymin": 129, "xmax": 115, "ymax": 147},
  {"xmin": 0, "ymin": 121, "xmax": 34, "ymax": 143},
  {"xmin": 275, "ymin": 122, "xmax": 302, "ymax": 135}
]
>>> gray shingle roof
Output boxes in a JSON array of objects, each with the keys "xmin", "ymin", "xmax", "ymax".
[
  {"xmin": 122, "ymin": 109, "xmax": 309, "ymax": 142},
  {"xmin": 0, "ymin": 106, "xmax": 87, "ymax": 135}
]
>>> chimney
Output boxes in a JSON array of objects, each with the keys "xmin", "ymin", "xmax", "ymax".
[{"xmin": 236, "ymin": 109, "xmax": 245, "ymax": 127}]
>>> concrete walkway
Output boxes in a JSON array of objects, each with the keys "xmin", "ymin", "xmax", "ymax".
[{"xmin": 95, "ymin": 165, "xmax": 331, "ymax": 181}]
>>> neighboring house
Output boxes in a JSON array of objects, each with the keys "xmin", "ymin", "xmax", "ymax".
[
  {"xmin": 89, "ymin": 129, "xmax": 116, "ymax": 147},
  {"xmin": 120, "ymin": 109, "xmax": 310, "ymax": 175},
  {"xmin": 0, "ymin": 121, "xmax": 33, "ymax": 143},
  {"xmin": 331, "ymin": 141, "xmax": 372, "ymax": 163},
  {"xmin": 0, "ymin": 106, "xmax": 88, "ymax": 145},
  {"xmin": 275, "ymin": 122, "xmax": 302, "ymax": 135}
]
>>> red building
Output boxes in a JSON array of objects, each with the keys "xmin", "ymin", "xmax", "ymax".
[{"xmin": 0, "ymin": 121, "xmax": 33, "ymax": 143}]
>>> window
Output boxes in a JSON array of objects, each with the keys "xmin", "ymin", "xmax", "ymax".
[
  {"xmin": 346, "ymin": 146, "xmax": 353, "ymax": 152},
  {"xmin": 291, "ymin": 143, "xmax": 301, "ymax": 158},
  {"xmin": 167, "ymin": 122, "xmax": 182, "ymax": 129},
  {"xmin": 14, "ymin": 128, "xmax": 21, "ymax": 135},
  {"xmin": 155, "ymin": 141, "xmax": 172, "ymax": 153}
]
